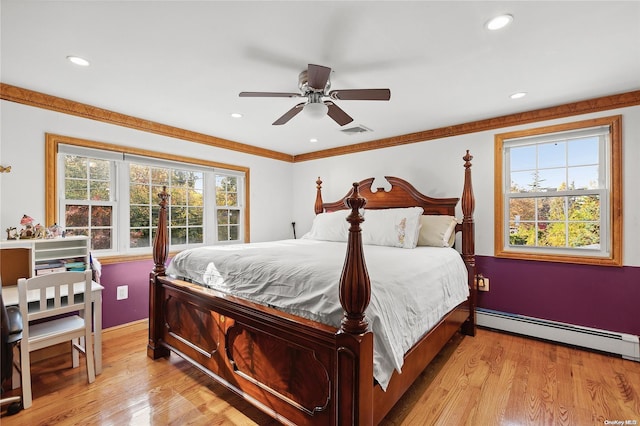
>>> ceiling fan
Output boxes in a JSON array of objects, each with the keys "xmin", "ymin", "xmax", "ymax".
[{"xmin": 239, "ymin": 64, "xmax": 391, "ymax": 126}]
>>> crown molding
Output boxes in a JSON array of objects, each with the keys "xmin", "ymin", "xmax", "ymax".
[
  {"xmin": 0, "ymin": 83, "xmax": 293, "ymax": 163},
  {"xmin": 293, "ymin": 90, "xmax": 640, "ymax": 162},
  {"xmin": 2, "ymin": 83, "xmax": 639, "ymax": 164}
]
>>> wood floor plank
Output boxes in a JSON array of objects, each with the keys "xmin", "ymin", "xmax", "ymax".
[{"xmin": 2, "ymin": 322, "xmax": 639, "ymax": 425}]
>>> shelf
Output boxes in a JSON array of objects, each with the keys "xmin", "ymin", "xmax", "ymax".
[{"xmin": 0, "ymin": 236, "xmax": 90, "ymax": 284}]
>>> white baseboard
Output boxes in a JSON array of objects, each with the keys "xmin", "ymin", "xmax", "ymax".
[{"xmin": 477, "ymin": 308, "xmax": 640, "ymax": 362}]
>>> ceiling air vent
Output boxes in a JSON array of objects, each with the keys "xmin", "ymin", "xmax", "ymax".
[{"xmin": 340, "ymin": 125, "xmax": 372, "ymax": 135}]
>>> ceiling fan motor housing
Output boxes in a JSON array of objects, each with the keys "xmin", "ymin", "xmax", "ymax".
[{"xmin": 298, "ymin": 69, "xmax": 331, "ymax": 94}]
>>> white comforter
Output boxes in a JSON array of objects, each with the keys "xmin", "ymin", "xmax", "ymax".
[{"xmin": 166, "ymin": 239, "xmax": 469, "ymax": 390}]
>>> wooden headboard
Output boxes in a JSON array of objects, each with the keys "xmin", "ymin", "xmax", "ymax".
[{"xmin": 316, "ymin": 176, "xmax": 460, "ymax": 216}]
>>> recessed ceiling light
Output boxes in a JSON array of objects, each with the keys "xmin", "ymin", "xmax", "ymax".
[
  {"xmin": 309, "ymin": 138, "xmax": 318, "ymax": 143},
  {"xmin": 510, "ymin": 92, "xmax": 527, "ymax": 99},
  {"xmin": 230, "ymin": 113, "xmax": 243, "ymax": 118},
  {"xmin": 486, "ymin": 14, "xmax": 513, "ymax": 31},
  {"xmin": 66, "ymin": 55, "xmax": 90, "ymax": 66}
]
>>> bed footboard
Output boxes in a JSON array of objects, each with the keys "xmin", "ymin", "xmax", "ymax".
[{"xmin": 148, "ymin": 151, "xmax": 476, "ymax": 425}]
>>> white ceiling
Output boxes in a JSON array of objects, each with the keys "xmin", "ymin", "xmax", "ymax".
[{"xmin": 2, "ymin": 1, "xmax": 639, "ymax": 156}]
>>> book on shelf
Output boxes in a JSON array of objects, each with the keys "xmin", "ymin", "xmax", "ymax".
[
  {"xmin": 35, "ymin": 266, "xmax": 67, "ymax": 276},
  {"xmin": 35, "ymin": 262, "xmax": 65, "ymax": 270}
]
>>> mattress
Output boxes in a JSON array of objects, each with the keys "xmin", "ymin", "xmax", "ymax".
[{"xmin": 166, "ymin": 238, "xmax": 469, "ymax": 390}]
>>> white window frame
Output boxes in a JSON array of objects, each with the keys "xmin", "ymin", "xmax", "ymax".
[
  {"xmin": 47, "ymin": 135, "xmax": 249, "ymax": 261},
  {"xmin": 494, "ymin": 116, "xmax": 622, "ymax": 266}
]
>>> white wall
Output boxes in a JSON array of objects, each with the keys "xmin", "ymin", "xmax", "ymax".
[
  {"xmin": 0, "ymin": 101, "xmax": 295, "ymax": 243},
  {"xmin": 292, "ymin": 106, "xmax": 640, "ymax": 267}
]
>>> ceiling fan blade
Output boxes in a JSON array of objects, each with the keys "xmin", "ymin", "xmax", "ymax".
[
  {"xmin": 324, "ymin": 101, "xmax": 353, "ymax": 126},
  {"xmin": 329, "ymin": 88, "xmax": 391, "ymax": 101},
  {"xmin": 272, "ymin": 103, "xmax": 305, "ymax": 125},
  {"xmin": 239, "ymin": 92, "xmax": 301, "ymax": 98},
  {"xmin": 307, "ymin": 64, "xmax": 331, "ymax": 91}
]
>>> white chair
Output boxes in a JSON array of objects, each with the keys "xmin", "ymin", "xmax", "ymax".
[{"xmin": 18, "ymin": 270, "xmax": 96, "ymax": 408}]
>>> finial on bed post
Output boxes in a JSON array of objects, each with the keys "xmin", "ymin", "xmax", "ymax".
[
  {"xmin": 461, "ymin": 150, "xmax": 477, "ymax": 336},
  {"xmin": 314, "ymin": 177, "xmax": 324, "ymax": 215},
  {"xmin": 339, "ymin": 182, "xmax": 371, "ymax": 334},
  {"xmin": 152, "ymin": 185, "xmax": 170, "ymax": 276}
]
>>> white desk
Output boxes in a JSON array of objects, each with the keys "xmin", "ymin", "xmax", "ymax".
[{"xmin": 2, "ymin": 281, "xmax": 104, "ymax": 374}]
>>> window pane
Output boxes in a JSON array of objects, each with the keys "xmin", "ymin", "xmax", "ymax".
[
  {"xmin": 91, "ymin": 206, "xmax": 112, "ymax": 227},
  {"xmin": 568, "ymin": 222, "xmax": 600, "ymax": 248},
  {"xmin": 188, "ymin": 227, "xmax": 203, "ymax": 244},
  {"xmin": 188, "ymin": 207, "xmax": 203, "ymax": 225},
  {"xmin": 537, "ymin": 168, "xmax": 566, "ymax": 191},
  {"xmin": 568, "ymin": 137, "xmax": 598, "ymax": 166},
  {"xmin": 89, "ymin": 159, "xmax": 110, "ymax": 180},
  {"xmin": 65, "ymin": 156, "xmax": 87, "ymax": 178},
  {"xmin": 510, "ymin": 145, "xmax": 536, "ymax": 171},
  {"xmin": 65, "ymin": 179, "xmax": 87, "ymax": 199},
  {"xmin": 130, "ymin": 164, "xmax": 149, "ymax": 183},
  {"xmin": 217, "ymin": 209, "xmax": 229, "ymax": 225},
  {"xmin": 65, "ymin": 205, "xmax": 89, "ymax": 227},
  {"xmin": 130, "ymin": 184, "xmax": 150, "ymax": 204},
  {"xmin": 189, "ymin": 189, "xmax": 203, "ymax": 207},
  {"xmin": 569, "ymin": 195, "xmax": 600, "ymax": 220},
  {"xmin": 538, "ymin": 141, "xmax": 565, "ymax": 168},
  {"xmin": 229, "ymin": 225, "xmax": 239, "ymax": 240},
  {"xmin": 151, "ymin": 168, "xmax": 169, "ymax": 185},
  {"xmin": 171, "ymin": 206, "xmax": 187, "ymax": 226},
  {"xmin": 509, "ymin": 222, "xmax": 535, "ymax": 246},
  {"xmin": 539, "ymin": 196, "xmax": 566, "ymax": 221},
  {"xmin": 218, "ymin": 226, "xmax": 229, "ymax": 241},
  {"xmin": 568, "ymin": 165, "xmax": 599, "ymax": 190},
  {"xmin": 90, "ymin": 180, "xmax": 110, "ymax": 201},
  {"xmin": 130, "ymin": 228, "xmax": 150, "ymax": 248},
  {"xmin": 91, "ymin": 229, "xmax": 112, "ymax": 250},
  {"xmin": 172, "ymin": 187, "xmax": 187, "ymax": 205},
  {"xmin": 130, "ymin": 206, "xmax": 150, "ymax": 227},
  {"xmin": 509, "ymin": 197, "xmax": 535, "ymax": 221},
  {"xmin": 171, "ymin": 227, "xmax": 187, "ymax": 245},
  {"xmin": 229, "ymin": 210, "xmax": 240, "ymax": 225},
  {"xmin": 538, "ymin": 222, "xmax": 565, "ymax": 247}
]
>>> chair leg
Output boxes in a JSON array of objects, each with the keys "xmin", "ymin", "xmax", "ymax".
[
  {"xmin": 72, "ymin": 337, "xmax": 81, "ymax": 368},
  {"xmin": 84, "ymin": 332, "xmax": 95, "ymax": 384},
  {"xmin": 20, "ymin": 345, "xmax": 32, "ymax": 409},
  {"xmin": 11, "ymin": 345, "xmax": 21, "ymax": 390}
]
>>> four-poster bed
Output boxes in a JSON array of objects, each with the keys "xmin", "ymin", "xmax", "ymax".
[{"xmin": 147, "ymin": 151, "xmax": 476, "ymax": 425}]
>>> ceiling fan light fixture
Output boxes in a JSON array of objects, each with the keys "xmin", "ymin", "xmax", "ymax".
[
  {"xmin": 304, "ymin": 102, "xmax": 328, "ymax": 119},
  {"xmin": 486, "ymin": 14, "xmax": 513, "ymax": 31}
]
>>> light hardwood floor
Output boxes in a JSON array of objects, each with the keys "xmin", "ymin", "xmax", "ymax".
[{"xmin": 2, "ymin": 320, "xmax": 639, "ymax": 425}]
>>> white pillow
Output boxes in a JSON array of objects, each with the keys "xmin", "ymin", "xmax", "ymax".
[
  {"xmin": 418, "ymin": 215, "xmax": 458, "ymax": 247},
  {"xmin": 302, "ymin": 210, "xmax": 349, "ymax": 242},
  {"xmin": 361, "ymin": 207, "xmax": 424, "ymax": 249}
]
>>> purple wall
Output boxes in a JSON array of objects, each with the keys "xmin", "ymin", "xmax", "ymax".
[
  {"xmin": 99, "ymin": 259, "xmax": 155, "ymax": 329},
  {"xmin": 97, "ymin": 255, "xmax": 639, "ymax": 338},
  {"xmin": 476, "ymin": 255, "xmax": 640, "ymax": 336}
]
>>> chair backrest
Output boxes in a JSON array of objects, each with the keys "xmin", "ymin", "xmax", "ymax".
[{"xmin": 18, "ymin": 270, "xmax": 92, "ymax": 323}]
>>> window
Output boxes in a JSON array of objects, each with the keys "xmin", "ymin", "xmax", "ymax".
[
  {"xmin": 494, "ymin": 116, "xmax": 622, "ymax": 266},
  {"xmin": 46, "ymin": 135, "xmax": 249, "ymax": 261}
]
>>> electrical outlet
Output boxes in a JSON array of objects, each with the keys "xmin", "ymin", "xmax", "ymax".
[
  {"xmin": 116, "ymin": 285, "xmax": 128, "ymax": 300},
  {"xmin": 476, "ymin": 275, "xmax": 490, "ymax": 292}
]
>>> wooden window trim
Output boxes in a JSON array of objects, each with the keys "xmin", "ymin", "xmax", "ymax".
[{"xmin": 494, "ymin": 115, "xmax": 622, "ymax": 266}]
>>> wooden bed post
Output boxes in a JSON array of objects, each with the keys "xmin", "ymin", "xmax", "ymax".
[
  {"xmin": 314, "ymin": 177, "xmax": 324, "ymax": 215},
  {"xmin": 336, "ymin": 182, "xmax": 374, "ymax": 425},
  {"xmin": 147, "ymin": 186, "xmax": 170, "ymax": 359},
  {"xmin": 461, "ymin": 150, "xmax": 477, "ymax": 336}
]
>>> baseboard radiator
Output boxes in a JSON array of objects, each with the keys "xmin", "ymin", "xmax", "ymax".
[{"xmin": 477, "ymin": 308, "xmax": 640, "ymax": 362}]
